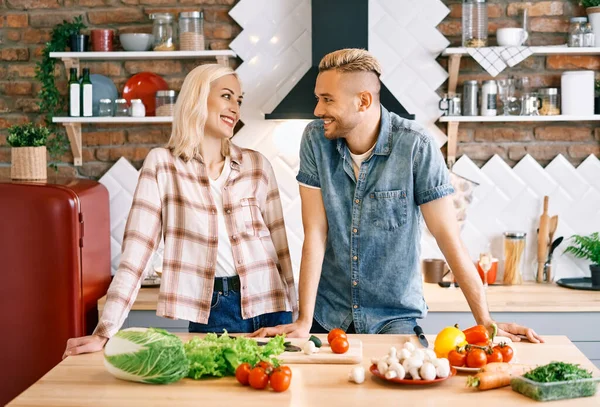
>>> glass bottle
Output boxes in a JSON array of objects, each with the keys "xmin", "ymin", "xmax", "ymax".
[
  {"xmin": 68, "ymin": 68, "xmax": 80, "ymax": 117},
  {"xmin": 503, "ymin": 232, "xmax": 526, "ymax": 285},
  {"xmin": 80, "ymin": 68, "xmax": 93, "ymax": 117},
  {"xmin": 583, "ymin": 22, "xmax": 595, "ymax": 47},
  {"xmin": 462, "ymin": 0, "xmax": 488, "ymax": 48}
]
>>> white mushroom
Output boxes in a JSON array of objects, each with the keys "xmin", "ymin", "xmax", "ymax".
[
  {"xmin": 348, "ymin": 366, "xmax": 365, "ymax": 384},
  {"xmin": 436, "ymin": 362, "xmax": 450, "ymax": 379},
  {"xmin": 377, "ymin": 360, "xmax": 389, "ymax": 375},
  {"xmin": 403, "ymin": 357, "xmax": 423, "ymax": 379},
  {"xmin": 303, "ymin": 341, "xmax": 318, "ymax": 355},
  {"xmin": 420, "ymin": 362, "xmax": 437, "ymax": 381},
  {"xmin": 388, "ymin": 361, "xmax": 406, "ymax": 380},
  {"xmin": 386, "ymin": 347, "xmax": 399, "ymax": 365},
  {"xmin": 411, "ymin": 348, "xmax": 425, "ymax": 362},
  {"xmin": 423, "ymin": 349, "xmax": 437, "ymax": 362},
  {"xmin": 398, "ymin": 348, "xmax": 412, "ymax": 362},
  {"xmin": 371, "ymin": 356, "xmax": 381, "ymax": 365},
  {"xmin": 384, "ymin": 370, "xmax": 398, "ymax": 380},
  {"xmin": 403, "ymin": 341, "xmax": 416, "ymax": 353}
]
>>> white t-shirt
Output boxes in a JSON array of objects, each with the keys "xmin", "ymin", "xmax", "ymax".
[
  {"xmin": 299, "ymin": 142, "xmax": 376, "ymax": 189},
  {"xmin": 208, "ymin": 156, "xmax": 237, "ymax": 277}
]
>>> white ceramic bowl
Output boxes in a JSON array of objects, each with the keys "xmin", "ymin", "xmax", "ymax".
[{"xmin": 119, "ymin": 33, "xmax": 154, "ymax": 51}]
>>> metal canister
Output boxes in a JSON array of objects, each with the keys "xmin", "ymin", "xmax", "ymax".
[{"xmin": 462, "ymin": 80, "xmax": 479, "ymax": 116}]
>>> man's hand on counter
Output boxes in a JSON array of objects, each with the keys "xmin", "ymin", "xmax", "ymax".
[
  {"xmin": 63, "ymin": 335, "xmax": 109, "ymax": 359},
  {"xmin": 494, "ymin": 322, "xmax": 544, "ymax": 343}
]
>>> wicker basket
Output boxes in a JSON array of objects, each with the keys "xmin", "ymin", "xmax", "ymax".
[{"xmin": 11, "ymin": 146, "xmax": 47, "ymax": 180}]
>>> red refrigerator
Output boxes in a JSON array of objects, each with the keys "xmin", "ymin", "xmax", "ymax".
[{"xmin": 0, "ymin": 178, "xmax": 112, "ymax": 405}]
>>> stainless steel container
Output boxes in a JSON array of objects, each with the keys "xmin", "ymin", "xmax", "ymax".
[{"xmin": 463, "ymin": 80, "xmax": 479, "ymax": 116}]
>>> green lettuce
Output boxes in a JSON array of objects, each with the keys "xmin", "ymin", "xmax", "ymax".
[{"xmin": 184, "ymin": 332, "xmax": 286, "ymax": 379}]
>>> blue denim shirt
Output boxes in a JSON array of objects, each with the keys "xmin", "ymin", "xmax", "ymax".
[{"xmin": 296, "ymin": 106, "xmax": 454, "ymax": 334}]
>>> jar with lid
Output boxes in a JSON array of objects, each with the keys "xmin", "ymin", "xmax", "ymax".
[
  {"xmin": 462, "ymin": 0, "xmax": 488, "ymax": 48},
  {"xmin": 130, "ymin": 99, "xmax": 146, "ymax": 117},
  {"xmin": 568, "ymin": 17, "xmax": 587, "ymax": 47},
  {"xmin": 480, "ymin": 80, "xmax": 497, "ymax": 116},
  {"xmin": 583, "ymin": 22, "xmax": 595, "ymax": 47},
  {"xmin": 156, "ymin": 90, "xmax": 177, "ymax": 117},
  {"xmin": 538, "ymin": 88, "xmax": 560, "ymax": 115},
  {"xmin": 462, "ymin": 80, "xmax": 479, "ymax": 116},
  {"xmin": 114, "ymin": 99, "xmax": 129, "ymax": 117},
  {"xmin": 98, "ymin": 99, "xmax": 113, "ymax": 117},
  {"xmin": 179, "ymin": 11, "xmax": 204, "ymax": 51},
  {"xmin": 150, "ymin": 13, "xmax": 176, "ymax": 51},
  {"xmin": 503, "ymin": 231, "xmax": 526, "ymax": 285}
]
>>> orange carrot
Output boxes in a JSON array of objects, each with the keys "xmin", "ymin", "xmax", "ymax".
[
  {"xmin": 466, "ymin": 372, "xmax": 511, "ymax": 390},
  {"xmin": 482, "ymin": 362, "xmax": 532, "ymax": 376}
]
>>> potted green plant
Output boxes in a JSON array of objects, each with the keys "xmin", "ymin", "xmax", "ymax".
[
  {"xmin": 7, "ymin": 123, "xmax": 51, "ymax": 180},
  {"xmin": 564, "ymin": 232, "xmax": 600, "ymax": 286},
  {"xmin": 581, "ymin": 1, "xmax": 600, "ymax": 44}
]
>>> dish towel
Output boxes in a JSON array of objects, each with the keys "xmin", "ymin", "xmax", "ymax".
[{"xmin": 466, "ymin": 46, "xmax": 533, "ymax": 77}]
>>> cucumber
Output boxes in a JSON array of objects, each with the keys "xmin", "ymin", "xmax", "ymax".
[{"xmin": 309, "ymin": 335, "xmax": 322, "ymax": 348}]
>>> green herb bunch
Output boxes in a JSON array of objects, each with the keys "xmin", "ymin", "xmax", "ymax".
[
  {"xmin": 7, "ymin": 123, "xmax": 51, "ymax": 148},
  {"xmin": 564, "ymin": 232, "xmax": 600, "ymax": 265},
  {"xmin": 581, "ymin": 0, "xmax": 600, "ymax": 8},
  {"xmin": 512, "ymin": 362, "xmax": 597, "ymax": 401}
]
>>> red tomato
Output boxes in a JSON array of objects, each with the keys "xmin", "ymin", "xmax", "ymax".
[
  {"xmin": 486, "ymin": 348, "xmax": 503, "ymax": 364},
  {"xmin": 327, "ymin": 328, "xmax": 347, "ymax": 344},
  {"xmin": 270, "ymin": 370, "xmax": 292, "ymax": 392},
  {"xmin": 496, "ymin": 344, "xmax": 514, "ymax": 363},
  {"xmin": 273, "ymin": 365, "xmax": 292, "ymax": 378},
  {"xmin": 466, "ymin": 348, "xmax": 488, "ymax": 368},
  {"xmin": 330, "ymin": 337, "xmax": 350, "ymax": 354},
  {"xmin": 255, "ymin": 360, "xmax": 273, "ymax": 374},
  {"xmin": 248, "ymin": 367, "xmax": 269, "ymax": 390},
  {"xmin": 448, "ymin": 349, "xmax": 466, "ymax": 367},
  {"xmin": 235, "ymin": 362, "xmax": 252, "ymax": 386}
]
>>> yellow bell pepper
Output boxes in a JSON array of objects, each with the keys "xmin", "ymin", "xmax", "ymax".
[{"xmin": 434, "ymin": 325, "xmax": 468, "ymax": 358}]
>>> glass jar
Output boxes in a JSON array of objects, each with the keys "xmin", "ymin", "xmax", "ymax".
[
  {"xmin": 151, "ymin": 13, "xmax": 176, "ymax": 51},
  {"xmin": 114, "ymin": 99, "xmax": 129, "ymax": 117},
  {"xmin": 583, "ymin": 22, "xmax": 595, "ymax": 47},
  {"xmin": 538, "ymin": 88, "xmax": 560, "ymax": 115},
  {"xmin": 98, "ymin": 99, "xmax": 113, "ymax": 117},
  {"xmin": 462, "ymin": 0, "xmax": 488, "ymax": 48},
  {"xmin": 130, "ymin": 99, "xmax": 146, "ymax": 117},
  {"xmin": 155, "ymin": 90, "xmax": 177, "ymax": 117},
  {"xmin": 503, "ymin": 231, "xmax": 526, "ymax": 285},
  {"xmin": 179, "ymin": 11, "xmax": 204, "ymax": 51},
  {"xmin": 568, "ymin": 17, "xmax": 587, "ymax": 47}
]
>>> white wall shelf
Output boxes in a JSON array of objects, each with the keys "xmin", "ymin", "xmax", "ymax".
[
  {"xmin": 50, "ymin": 51, "xmax": 233, "ymax": 166},
  {"xmin": 53, "ymin": 117, "xmax": 173, "ymax": 124},
  {"xmin": 443, "ymin": 46, "xmax": 600, "ymax": 56},
  {"xmin": 439, "ymin": 115, "xmax": 600, "ymax": 123}
]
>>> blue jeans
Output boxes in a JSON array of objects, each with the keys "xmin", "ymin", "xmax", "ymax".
[
  {"xmin": 188, "ymin": 288, "xmax": 292, "ymax": 334},
  {"xmin": 311, "ymin": 317, "xmax": 416, "ymax": 334}
]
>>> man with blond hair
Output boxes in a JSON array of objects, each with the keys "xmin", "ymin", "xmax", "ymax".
[{"xmin": 252, "ymin": 49, "xmax": 542, "ymax": 341}]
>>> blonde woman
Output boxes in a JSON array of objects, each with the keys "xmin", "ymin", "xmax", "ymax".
[{"xmin": 63, "ymin": 64, "xmax": 298, "ymax": 357}]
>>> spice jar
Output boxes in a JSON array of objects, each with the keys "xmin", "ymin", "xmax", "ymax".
[
  {"xmin": 568, "ymin": 17, "xmax": 587, "ymax": 47},
  {"xmin": 538, "ymin": 88, "xmax": 560, "ymax": 116},
  {"xmin": 503, "ymin": 231, "xmax": 526, "ymax": 285},
  {"xmin": 462, "ymin": 0, "xmax": 488, "ymax": 47},
  {"xmin": 151, "ymin": 13, "xmax": 176, "ymax": 51},
  {"xmin": 130, "ymin": 99, "xmax": 146, "ymax": 117},
  {"xmin": 98, "ymin": 99, "xmax": 113, "ymax": 117},
  {"xmin": 179, "ymin": 11, "xmax": 205, "ymax": 51},
  {"xmin": 155, "ymin": 90, "xmax": 177, "ymax": 117},
  {"xmin": 114, "ymin": 99, "xmax": 130, "ymax": 116}
]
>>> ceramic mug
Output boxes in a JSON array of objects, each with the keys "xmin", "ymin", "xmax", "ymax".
[
  {"xmin": 497, "ymin": 28, "xmax": 529, "ymax": 46},
  {"xmin": 422, "ymin": 259, "xmax": 451, "ymax": 283}
]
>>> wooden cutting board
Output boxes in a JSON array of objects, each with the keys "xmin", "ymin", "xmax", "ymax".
[{"xmin": 278, "ymin": 337, "xmax": 363, "ymax": 364}]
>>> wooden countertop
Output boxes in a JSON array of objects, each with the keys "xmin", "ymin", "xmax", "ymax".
[
  {"xmin": 98, "ymin": 282, "xmax": 600, "ymax": 314},
  {"xmin": 8, "ymin": 335, "xmax": 599, "ymax": 406}
]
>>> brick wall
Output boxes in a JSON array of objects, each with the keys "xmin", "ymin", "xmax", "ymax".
[
  {"xmin": 439, "ymin": 0, "xmax": 600, "ymax": 167},
  {"xmin": 0, "ymin": 0, "xmax": 240, "ymax": 178},
  {"xmin": 1, "ymin": 0, "xmax": 599, "ymax": 179}
]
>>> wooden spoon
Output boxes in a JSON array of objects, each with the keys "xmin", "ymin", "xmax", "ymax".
[
  {"xmin": 537, "ymin": 196, "xmax": 550, "ymax": 283},
  {"xmin": 548, "ymin": 215, "xmax": 558, "ymax": 249}
]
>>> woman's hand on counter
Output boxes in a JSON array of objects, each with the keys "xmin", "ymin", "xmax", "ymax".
[
  {"xmin": 63, "ymin": 335, "xmax": 109, "ymax": 359},
  {"xmin": 495, "ymin": 322, "xmax": 544, "ymax": 343},
  {"xmin": 248, "ymin": 320, "xmax": 312, "ymax": 338}
]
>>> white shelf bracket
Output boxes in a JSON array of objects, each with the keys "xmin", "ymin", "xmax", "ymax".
[{"xmin": 63, "ymin": 122, "xmax": 82, "ymax": 166}]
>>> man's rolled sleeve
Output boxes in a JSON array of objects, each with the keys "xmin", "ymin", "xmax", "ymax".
[
  {"xmin": 413, "ymin": 133, "xmax": 454, "ymax": 206},
  {"xmin": 296, "ymin": 124, "xmax": 321, "ymax": 188}
]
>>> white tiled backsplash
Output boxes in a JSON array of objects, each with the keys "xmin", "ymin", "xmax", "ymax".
[{"xmin": 100, "ymin": 0, "xmax": 599, "ymax": 283}]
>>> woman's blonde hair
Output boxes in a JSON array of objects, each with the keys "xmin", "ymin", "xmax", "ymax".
[
  {"xmin": 318, "ymin": 48, "xmax": 382, "ymax": 76},
  {"xmin": 167, "ymin": 64, "xmax": 239, "ymax": 161}
]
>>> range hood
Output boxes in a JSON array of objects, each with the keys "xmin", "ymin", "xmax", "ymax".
[{"xmin": 265, "ymin": 0, "xmax": 414, "ymax": 120}]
